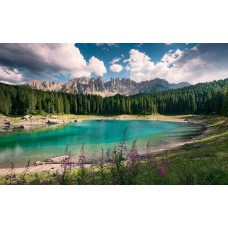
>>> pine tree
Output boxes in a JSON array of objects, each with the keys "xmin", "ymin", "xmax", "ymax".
[
  {"xmin": 63, "ymin": 94, "xmax": 70, "ymax": 114},
  {"xmin": 59, "ymin": 94, "xmax": 64, "ymax": 114},
  {"xmin": 74, "ymin": 98, "xmax": 78, "ymax": 114}
]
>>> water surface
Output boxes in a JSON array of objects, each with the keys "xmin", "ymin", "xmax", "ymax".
[{"xmin": 0, "ymin": 120, "xmax": 203, "ymax": 167}]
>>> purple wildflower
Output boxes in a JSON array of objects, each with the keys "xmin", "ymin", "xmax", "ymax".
[
  {"xmin": 156, "ymin": 166, "xmax": 168, "ymax": 177},
  {"xmin": 61, "ymin": 156, "xmax": 72, "ymax": 170},
  {"xmin": 4, "ymin": 173, "xmax": 27, "ymax": 185},
  {"xmin": 40, "ymin": 179, "xmax": 49, "ymax": 184},
  {"xmin": 112, "ymin": 177, "xmax": 117, "ymax": 184},
  {"xmin": 78, "ymin": 154, "xmax": 86, "ymax": 165},
  {"xmin": 129, "ymin": 149, "xmax": 139, "ymax": 160}
]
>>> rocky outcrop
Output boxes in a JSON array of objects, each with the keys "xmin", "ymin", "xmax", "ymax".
[{"xmin": 25, "ymin": 77, "xmax": 190, "ymax": 97}]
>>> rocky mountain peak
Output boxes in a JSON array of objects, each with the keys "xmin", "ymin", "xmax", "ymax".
[{"xmin": 25, "ymin": 77, "xmax": 190, "ymax": 96}]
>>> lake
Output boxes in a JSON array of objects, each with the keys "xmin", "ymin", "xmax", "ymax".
[{"xmin": 0, "ymin": 120, "xmax": 204, "ymax": 167}]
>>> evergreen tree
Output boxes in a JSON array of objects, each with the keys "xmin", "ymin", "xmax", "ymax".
[{"xmin": 63, "ymin": 94, "xmax": 70, "ymax": 114}]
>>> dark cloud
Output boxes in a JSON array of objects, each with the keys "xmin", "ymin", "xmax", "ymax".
[
  {"xmin": 172, "ymin": 43, "xmax": 228, "ymax": 83},
  {"xmin": 0, "ymin": 44, "xmax": 67, "ymax": 77},
  {"xmin": 177, "ymin": 43, "xmax": 228, "ymax": 68},
  {"xmin": 0, "ymin": 43, "xmax": 107, "ymax": 84}
]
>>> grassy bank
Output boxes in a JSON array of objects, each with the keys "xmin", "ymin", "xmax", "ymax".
[{"xmin": 0, "ymin": 115, "xmax": 228, "ymax": 185}]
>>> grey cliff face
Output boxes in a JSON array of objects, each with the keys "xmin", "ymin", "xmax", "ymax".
[{"xmin": 25, "ymin": 77, "xmax": 190, "ymax": 96}]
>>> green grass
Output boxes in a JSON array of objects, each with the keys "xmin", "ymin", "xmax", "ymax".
[{"xmin": 157, "ymin": 115, "xmax": 228, "ymax": 184}]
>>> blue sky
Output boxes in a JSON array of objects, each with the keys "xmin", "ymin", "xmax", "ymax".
[
  {"xmin": 0, "ymin": 43, "xmax": 228, "ymax": 85},
  {"xmin": 75, "ymin": 43, "xmax": 196, "ymax": 82}
]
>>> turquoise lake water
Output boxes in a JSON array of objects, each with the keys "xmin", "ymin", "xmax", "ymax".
[{"xmin": 0, "ymin": 120, "xmax": 203, "ymax": 167}]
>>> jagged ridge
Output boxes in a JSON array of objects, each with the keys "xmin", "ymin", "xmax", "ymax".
[{"xmin": 25, "ymin": 77, "xmax": 190, "ymax": 96}]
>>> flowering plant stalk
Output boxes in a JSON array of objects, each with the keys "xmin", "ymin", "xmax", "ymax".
[
  {"xmin": 76, "ymin": 143, "xmax": 87, "ymax": 185},
  {"xmin": 110, "ymin": 128, "xmax": 128, "ymax": 184},
  {"xmin": 125, "ymin": 139, "xmax": 139, "ymax": 184},
  {"xmin": 5, "ymin": 160, "xmax": 30, "ymax": 185},
  {"xmin": 98, "ymin": 147, "xmax": 106, "ymax": 184},
  {"xmin": 56, "ymin": 145, "xmax": 72, "ymax": 185}
]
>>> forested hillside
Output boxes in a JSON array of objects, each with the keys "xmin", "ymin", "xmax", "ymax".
[
  {"xmin": 142, "ymin": 79, "xmax": 228, "ymax": 115},
  {"xmin": 0, "ymin": 79, "xmax": 228, "ymax": 116}
]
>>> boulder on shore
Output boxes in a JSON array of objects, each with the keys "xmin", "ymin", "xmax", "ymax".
[
  {"xmin": 47, "ymin": 119, "xmax": 59, "ymax": 124},
  {"xmin": 75, "ymin": 119, "xmax": 83, "ymax": 123},
  {"xmin": 23, "ymin": 115, "xmax": 31, "ymax": 120},
  {"xmin": 49, "ymin": 115, "xmax": 57, "ymax": 119},
  {"xmin": 35, "ymin": 161, "xmax": 43, "ymax": 166},
  {"xmin": 4, "ymin": 121, "xmax": 13, "ymax": 126},
  {"xmin": 20, "ymin": 125, "xmax": 30, "ymax": 129}
]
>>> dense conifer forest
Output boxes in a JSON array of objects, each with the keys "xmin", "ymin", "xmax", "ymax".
[{"xmin": 0, "ymin": 79, "xmax": 228, "ymax": 117}]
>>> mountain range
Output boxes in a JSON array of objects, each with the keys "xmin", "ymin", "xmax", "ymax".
[{"xmin": 25, "ymin": 77, "xmax": 190, "ymax": 97}]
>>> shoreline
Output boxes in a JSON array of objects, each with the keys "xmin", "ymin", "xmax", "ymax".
[
  {"xmin": 0, "ymin": 114, "xmax": 194, "ymax": 132},
  {"xmin": 0, "ymin": 115, "xmax": 211, "ymax": 176}
]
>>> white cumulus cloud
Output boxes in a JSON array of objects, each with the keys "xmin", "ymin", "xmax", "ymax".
[
  {"xmin": 87, "ymin": 56, "xmax": 107, "ymax": 76},
  {"xmin": 125, "ymin": 45, "xmax": 228, "ymax": 84},
  {"xmin": 110, "ymin": 57, "xmax": 121, "ymax": 65},
  {"xmin": 124, "ymin": 48, "xmax": 184, "ymax": 82},
  {"xmin": 0, "ymin": 66, "xmax": 25, "ymax": 84},
  {"xmin": 110, "ymin": 64, "xmax": 123, "ymax": 73},
  {"xmin": 96, "ymin": 43, "xmax": 119, "ymax": 47}
]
